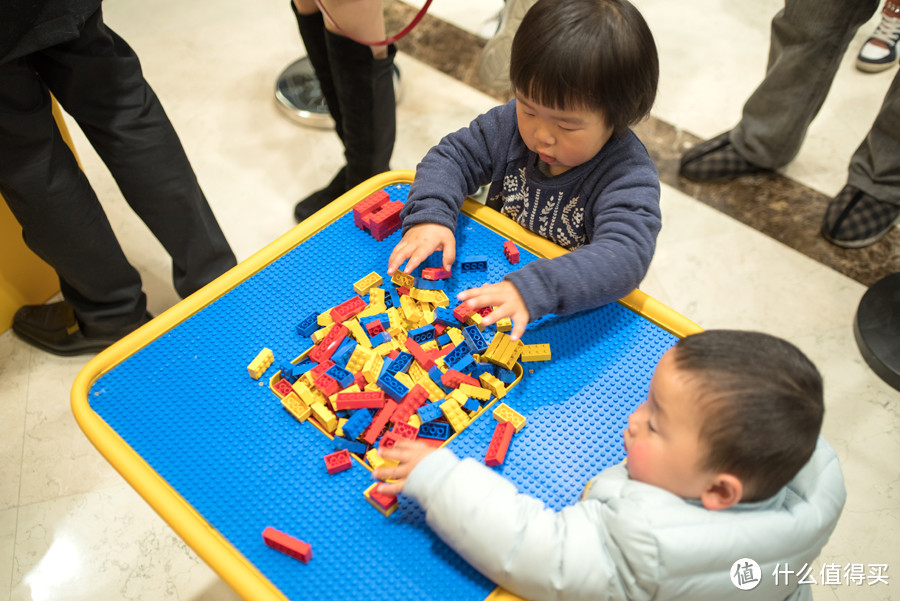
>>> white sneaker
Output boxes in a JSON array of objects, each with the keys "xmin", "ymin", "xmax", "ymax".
[
  {"xmin": 476, "ymin": 0, "xmax": 538, "ymax": 91},
  {"xmin": 856, "ymin": 13, "xmax": 900, "ymax": 73}
]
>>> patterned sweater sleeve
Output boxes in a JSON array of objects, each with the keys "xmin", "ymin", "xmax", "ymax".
[
  {"xmin": 506, "ymin": 139, "xmax": 661, "ymax": 320},
  {"xmin": 399, "ymin": 101, "xmax": 519, "ymax": 234}
]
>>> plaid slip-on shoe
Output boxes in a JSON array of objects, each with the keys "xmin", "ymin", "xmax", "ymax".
[
  {"xmin": 821, "ymin": 185, "xmax": 900, "ymax": 248},
  {"xmin": 679, "ymin": 131, "xmax": 768, "ymax": 182}
]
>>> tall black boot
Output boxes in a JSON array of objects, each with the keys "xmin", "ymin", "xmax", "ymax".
[
  {"xmin": 291, "ymin": 4, "xmax": 343, "ymax": 138},
  {"xmin": 294, "ymin": 32, "xmax": 396, "ymax": 222}
]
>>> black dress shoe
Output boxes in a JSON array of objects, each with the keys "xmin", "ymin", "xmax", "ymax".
[
  {"xmin": 12, "ymin": 301, "xmax": 151, "ymax": 356},
  {"xmin": 294, "ymin": 166, "xmax": 349, "ymax": 223},
  {"xmin": 679, "ymin": 131, "xmax": 768, "ymax": 182}
]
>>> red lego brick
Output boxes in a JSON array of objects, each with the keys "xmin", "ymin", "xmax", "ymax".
[
  {"xmin": 426, "ymin": 346, "xmax": 453, "ymax": 361},
  {"xmin": 308, "ymin": 324, "xmax": 348, "ymax": 363},
  {"xmin": 324, "ymin": 449, "xmax": 353, "ymax": 474},
  {"xmin": 404, "ymin": 336, "xmax": 435, "ymax": 370},
  {"xmin": 365, "ymin": 200, "xmax": 403, "ymax": 241},
  {"xmin": 313, "ymin": 372, "xmax": 341, "ymax": 397},
  {"xmin": 272, "ymin": 378, "xmax": 294, "ymax": 398},
  {"xmin": 378, "ymin": 430, "xmax": 401, "ymax": 449},
  {"xmin": 354, "ymin": 371, "xmax": 368, "ymax": 389},
  {"xmin": 392, "ymin": 421, "xmax": 419, "ymax": 440},
  {"xmin": 503, "ymin": 240, "xmax": 520, "ymax": 264},
  {"xmin": 262, "ymin": 527, "xmax": 313, "ymax": 563},
  {"xmin": 434, "ymin": 323, "xmax": 446, "ymax": 336},
  {"xmin": 365, "ymin": 320, "xmax": 385, "ymax": 337},
  {"xmin": 392, "ymin": 384, "xmax": 428, "ymax": 424},
  {"xmin": 396, "ymin": 286, "xmax": 410, "ymax": 296},
  {"xmin": 421, "ymin": 267, "xmax": 452, "ymax": 280},
  {"xmin": 485, "ymin": 421, "xmax": 515, "ymax": 466},
  {"xmin": 330, "ymin": 296, "xmax": 367, "ymax": 323},
  {"xmin": 387, "ymin": 349, "xmax": 400, "ymax": 359},
  {"xmin": 452, "ymin": 302, "xmax": 475, "ymax": 322},
  {"xmin": 362, "ymin": 399, "xmax": 398, "ymax": 445},
  {"xmin": 309, "ymin": 360, "xmax": 336, "ymax": 380},
  {"xmin": 367, "ymin": 483, "xmax": 398, "ymax": 511},
  {"xmin": 477, "ymin": 306, "xmax": 493, "ymax": 318},
  {"xmin": 441, "ymin": 369, "xmax": 480, "ymax": 389},
  {"xmin": 353, "ymin": 190, "xmax": 390, "ymax": 229},
  {"xmin": 418, "ymin": 436, "xmax": 444, "ymax": 448},
  {"xmin": 334, "ymin": 390, "xmax": 386, "ymax": 410}
]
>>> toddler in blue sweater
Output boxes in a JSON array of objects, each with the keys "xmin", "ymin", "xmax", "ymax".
[{"xmin": 388, "ymin": 0, "xmax": 661, "ymax": 339}]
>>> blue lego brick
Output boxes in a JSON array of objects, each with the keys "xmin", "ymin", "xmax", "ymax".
[
  {"xmin": 417, "ymin": 401, "xmax": 444, "ymax": 424},
  {"xmin": 342, "ymin": 408, "xmax": 374, "ymax": 441},
  {"xmin": 408, "ymin": 325, "xmax": 436, "ymax": 345},
  {"xmin": 377, "ymin": 372, "xmax": 410, "ymax": 402},
  {"xmin": 459, "ymin": 255, "xmax": 488, "ymax": 272},
  {"xmin": 462, "ymin": 325, "xmax": 488, "ymax": 354},
  {"xmin": 296, "ymin": 312, "xmax": 319, "ymax": 337},
  {"xmin": 462, "ymin": 397, "xmax": 480, "ymax": 412},
  {"xmin": 386, "ymin": 288, "xmax": 401, "ymax": 308},
  {"xmin": 417, "ymin": 421, "xmax": 451, "ymax": 440},
  {"xmin": 472, "ymin": 363, "xmax": 493, "ymax": 378},
  {"xmin": 84, "ymin": 181, "xmax": 677, "ymax": 601},
  {"xmin": 369, "ymin": 332, "xmax": 392, "ymax": 346},
  {"xmin": 331, "ymin": 338, "xmax": 357, "ymax": 368},
  {"xmin": 415, "ymin": 278, "xmax": 444, "ymax": 290},
  {"xmin": 496, "ymin": 367, "xmax": 516, "ymax": 384},
  {"xmin": 326, "ymin": 364, "xmax": 355, "ymax": 388},
  {"xmin": 443, "ymin": 343, "xmax": 471, "ymax": 368},
  {"xmin": 450, "ymin": 354, "xmax": 476, "ymax": 375},
  {"xmin": 432, "ymin": 307, "xmax": 460, "ymax": 328},
  {"xmin": 436, "ymin": 333, "xmax": 451, "ymax": 347},
  {"xmin": 333, "ymin": 435, "xmax": 368, "ymax": 455},
  {"xmin": 275, "ymin": 360, "xmax": 297, "ymax": 383},
  {"xmin": 386, "ymin": 351, "xmax": 413, "ymax": 374}
]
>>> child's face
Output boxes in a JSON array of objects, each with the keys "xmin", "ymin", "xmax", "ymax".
[
  {"xmin": 515, "ymin": 94, "xmax": 614, "ymax": 177},
  {"xmin": 623, "ymin": 348, "xmax": 716, "ymax": 499}
]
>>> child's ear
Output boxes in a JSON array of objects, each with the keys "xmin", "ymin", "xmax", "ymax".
[{"xmin": 700, "ymin": 474, "xmax": 743, "ymax": 510}]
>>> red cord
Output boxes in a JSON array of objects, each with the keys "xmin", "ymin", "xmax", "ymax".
[{"xmin": 313, "ymin": 0, "xmax": 433, "ymax": 46}]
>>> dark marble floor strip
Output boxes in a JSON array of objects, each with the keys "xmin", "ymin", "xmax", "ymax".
[{"xmin": 386, "ymin": 2, "xmax": 899, "ymax": 287}]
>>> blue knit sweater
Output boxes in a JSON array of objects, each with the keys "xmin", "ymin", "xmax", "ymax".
[{"xmin": 401, "ymin": 99, "xmax": 661, "ymax": 321}]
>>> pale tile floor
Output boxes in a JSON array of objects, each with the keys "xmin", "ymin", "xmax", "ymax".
[{"xmin": 1, "ymin": 1, "xmax": 897, "ymax": 600}]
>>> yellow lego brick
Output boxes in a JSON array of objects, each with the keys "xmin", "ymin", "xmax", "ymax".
[
  {"xmin": 317, "ymin": 310, "xmax": 334, "ymax": 327},
  {"xmin": 362, "ymin": 353, "xmax": 384, "ymax": 384},
  {"xmin": 483, "ymin": 333, "xmax": 522, "ymax": 370},
  {"xmin": 479, "ymin": 372, "xmax": 507, "ymax": 399},
  {"xmin": 394, "ymin": 371, "xmax": 414, "ymax": 390},
  {"xmin": 521, "ymin": 343, "xmax": 552, "ymax": 362},
  {"xmin": 447, "ymin": 327, "xmax": 465, "ymax": 346},
  {"xmin": 346, "ymin": 344, "xmax": 373, "ymax": 373},
  {"xmin": 408, "ymin": 361, "xmax": 427, "ymax": 382},
  {"xmin": 311, "ymin": 326, "xmax": 330, "ymax": 344},
  {"xmin": 387, "ymin": 307, "xmax": 402, "ymax": 330},
  {"xmin": 422, "ymin": 307, "xmax": 435, "ymax": 325},
  {"xmin": 365, "ymin": 448, "xmax": 398, "ymax": 470},
  {"xmin": 357, "ymin": 287, "xmax": 387, "ymax": 318},
  {"xmin": 465, "ymin": 312, "xmax": 484, "ymax": 329},
  {"xmin": 496, "ymin": 317, "xmax": 513, "ymax": 332},
  {"xmin": 440, "ymin": 399, "xmax": 469, "ymax": 432},
  {"xmin": 498, "ymin": 339, "xmax": 524, "ymax": 371},
  {"xmin": 407, "ymin": 286, "xmax": 429, "ymax": 302},
  {"xmin": 281, "ymin": 392, "xmax": 311, "ymax": 423},
  {"xmin": 459, "ymin": 382, "xmax": 491, "ymax": 401},
  {"xmin": 310, "ymin": 402, "xmax": 338, "ymax": 433},
  {"xmin": 353, "ymin": 272, "xmax": 383, "ymax": 296},
  {"xmin": 391, "ymin": 271, "xmax": 416, "ymax": 289},
  {"xmin": 374, "ymin": 340, "xmax": 395, "ymax": 356},
  {"xmin": 430, "ymin": 290, "xmax": 450, "ymax": 308},
  {"xmin": 248, "ymin": 348, "xmax": 274, "ymax": 379},
  {"xmin": 446, "ymin": 389, "xmax": 468, "ymax": 406},
  {"xmin": 345, "ymin": 319, "xmax": 372, "ymax": 349},
  {"xmin": 434, "ymin": 358, "xmax": 448, "ymax": 371},
  {"xmin": 291, "ymin": 380, "xmax": 317, "ymax": 405},
  {"xmin": 365, "ymin": 382, "xmax": 381, "ymax": 392},
  {"xmin": 408, "ymin": 414, "xmax": 422, "ymax": 428},
  {"xmin": 492, "ymin": 403, "xmax": 526, "ymax": 432},
  {"xmin": 482, "ymin": 334, "xmax": 506, "ymax": 364},
  {"xmin": 420, "ymin": 340, "xmax": 439, "ymax": 351},
  {"xmin": 336, "ymin": 417, "xmax": 348, "ymax": 438},
  {"xmin": 416, "ymin": 375, "xmax": 446, "ymax": 403}
]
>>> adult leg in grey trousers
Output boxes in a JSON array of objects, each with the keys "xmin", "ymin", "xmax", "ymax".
[{"xmin": 0, "ymin": 7, "xmax": 236, "ymax": 353}]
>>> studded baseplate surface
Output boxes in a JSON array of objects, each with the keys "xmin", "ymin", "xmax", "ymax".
[{"xmin": 86, "ymin": 182, "xmax": 677, "ymax": 601}]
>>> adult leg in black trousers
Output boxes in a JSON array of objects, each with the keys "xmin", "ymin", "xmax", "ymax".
[{"xmin": 0, "ymin": 7, "xmax": 236, "ymax": 355}]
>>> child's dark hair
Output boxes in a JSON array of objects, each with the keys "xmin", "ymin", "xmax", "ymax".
[
  {"xmin": 673, "ymin": 330, "xmax": 824, "ymax": 502},
  {"xmin": 510, "ymin": 0, "xmax": 659, "ymax": 136}
]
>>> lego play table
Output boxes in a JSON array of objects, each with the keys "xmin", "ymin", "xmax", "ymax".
[{"xmin": 72, "ymin": 171, "xmax": 700, "ymax": 601}]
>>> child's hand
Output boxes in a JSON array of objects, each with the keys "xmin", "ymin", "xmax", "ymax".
[
  {"xmin": 457, "ymin": 281, "xmax": 530, "ymax": 340},
  {"xmin": 372, "ymin": 440, "xmax": 436, "ymax": 496},
  {"xmin": 387, "ymin": 223, "xmax": 456, "ymax": 275}
]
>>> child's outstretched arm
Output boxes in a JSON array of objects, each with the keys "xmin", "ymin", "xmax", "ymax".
[
  {"xmin": 376, "ymin": 444, "xmax": 644, "ymax": 601},
  {"xmin": 387, "ymin": 223, "xmax": 456, "ymax": 275}
]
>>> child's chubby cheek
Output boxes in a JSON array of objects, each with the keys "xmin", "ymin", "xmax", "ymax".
[{"xmin": 623, "ymin": 439, "xmax": 653, "ymax": 484}]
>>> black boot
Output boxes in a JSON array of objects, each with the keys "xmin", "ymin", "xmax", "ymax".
[
  {"xmin": 294, "ymin": 31, "xmax": 396, "ymax": 223},
  {"xmin": 291, "ymin": 5, "xmax": 343, "ymax": 138}
]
